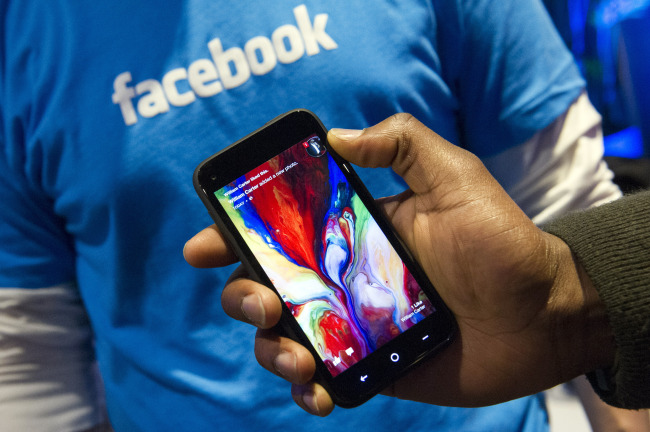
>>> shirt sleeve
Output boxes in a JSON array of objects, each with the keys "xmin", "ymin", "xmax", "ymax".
[
  {"xmin": 0, "ymin": 37, "xmax": 104, "ymax": 430},
  {"xmin": 483, "ymin": 91, "xmax": 622, "ymax": 224},
  {"xmin": 0, "ymin": 143, "xmax": 106, "ymax": 431},
  {"xmin": 0, "ymin": 118, "xmax": 76, "ymax": 289},
  {"xmin": 436, "ymin": 0, "xmax": 585, "ymax": 158},
  {"xmin": 0, "ymin": 284, "xmax": 109, "ymax": 431},
  {"xmin": 543, "ymin": 191, "xmax": 650, "ymax": 409}
]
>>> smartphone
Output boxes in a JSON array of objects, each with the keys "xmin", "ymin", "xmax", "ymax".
[{"xmin": 193, "ymin": 109, "xmax": 456, "ymax": 407}]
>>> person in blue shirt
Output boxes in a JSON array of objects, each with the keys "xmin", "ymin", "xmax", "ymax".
[{"xmin": 0, "ymin": 1, "xmax": 627, "ymax": 431}]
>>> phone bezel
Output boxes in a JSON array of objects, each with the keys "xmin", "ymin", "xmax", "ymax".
[{"xmin": 193, "ymin": 109, "xmax": 456, "ymax": 407}]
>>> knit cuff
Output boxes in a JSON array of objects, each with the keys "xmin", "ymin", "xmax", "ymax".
[{"xmin": 543, "ymin": 192, "xmax": 650, "ymax": 409}]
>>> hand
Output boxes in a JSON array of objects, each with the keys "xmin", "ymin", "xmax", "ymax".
[{"xmin": 184, "ymin": 114, "xmax": 614, "ymax": 416}]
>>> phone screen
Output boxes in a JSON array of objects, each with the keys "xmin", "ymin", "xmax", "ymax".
[{"xmin": 214, "ymin": 135, "xmax": 436, "ymax": 377}]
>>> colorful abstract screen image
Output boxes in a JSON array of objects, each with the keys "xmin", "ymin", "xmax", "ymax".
[{"xmin": 215, "ymin": 136, "xmax": 435, "ymax": 377}]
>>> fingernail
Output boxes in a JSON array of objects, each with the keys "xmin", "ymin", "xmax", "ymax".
[
  {"xmin": 274, "ymin": 351, "xmax": 297, "ymax": 378},
  {"xmin": 182, "ymin": 238, "xmax": 193, "ymax": 260},
  {"xmin": 329, "ymin": 128, "xmax": 363, "ymax": 140},
  {"xmin": 241, "ymin": 293, "xmax": 266, "ymax": 327},
  {"xmin": 301, "ymin": 388, "xmax": 320, "ymax": 415}
]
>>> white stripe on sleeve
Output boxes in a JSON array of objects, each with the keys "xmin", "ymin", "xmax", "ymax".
[
  {"xmin": 483, "ymin": 91, "xmax": 622, "ymax": 225},
  {"xmin": 0, "ymin": 284, "xmax": 108, "ymax": 432}
]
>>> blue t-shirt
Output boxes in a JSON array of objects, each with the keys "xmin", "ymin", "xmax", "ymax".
[{"xmin": 0, "ymin": 1, "xmax": 583, "ymax": 430}]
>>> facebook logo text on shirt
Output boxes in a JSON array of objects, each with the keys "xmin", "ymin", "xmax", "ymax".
[{"xmin": 112, "ymin": 4, "xmax": 338, "ymax": 126}]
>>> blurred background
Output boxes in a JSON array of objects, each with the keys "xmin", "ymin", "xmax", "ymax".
[
  {"xmin": 542, "ymin": 2, "xmax": 649, "ymax": 430},
  {"xmin": 543, "ymin": 0, "xmax": 650, "ymax": 193}
]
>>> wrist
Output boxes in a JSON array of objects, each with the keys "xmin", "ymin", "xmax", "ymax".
[{"xmin": 546, "ymin": 233, "xmax": 616, "ymax": 383}]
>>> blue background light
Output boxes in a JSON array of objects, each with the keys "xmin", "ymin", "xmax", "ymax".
[{"xmin": 544, "ymin": 0, "xmax": 650, "ymax": 158}]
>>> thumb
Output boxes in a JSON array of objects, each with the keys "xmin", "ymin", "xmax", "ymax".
[{"xmin": 327, "ymin": 114, "xmax": 486, "ymax": 195}]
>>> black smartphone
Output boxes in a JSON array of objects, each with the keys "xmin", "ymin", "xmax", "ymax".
[{"xmin": 193, "ymin": 109, "xmax": 456, "ymax": 407}]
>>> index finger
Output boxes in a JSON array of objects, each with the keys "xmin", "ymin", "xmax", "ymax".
[{"xmin": 184, "ymin": 225, "xmax": 239, "ymax": 268}]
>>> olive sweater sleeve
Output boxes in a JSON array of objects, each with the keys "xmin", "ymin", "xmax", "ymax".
[{"xmin": 543, "ymin": 191, "xmax": 650, "ymax": 409}]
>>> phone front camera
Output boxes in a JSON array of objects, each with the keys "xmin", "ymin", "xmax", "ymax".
[{"xmin": 303, "ymin": 137, "xmax": 326, "ymax": 158}]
